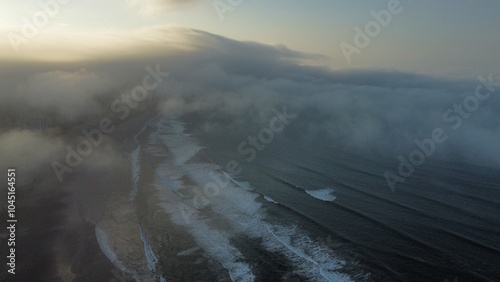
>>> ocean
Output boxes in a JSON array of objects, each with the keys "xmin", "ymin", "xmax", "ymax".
[{"xmin": 95, "ymin": 114, "xmax": 500, "ymax": 282}]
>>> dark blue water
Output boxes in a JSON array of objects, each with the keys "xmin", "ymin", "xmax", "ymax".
[
  {"xmin": 100, "ymin": 116, "xmax": 500, "ymax": 282},
  {"xmin": 230, "ymin": 137, "xmax": 500, "ymax": 281}
]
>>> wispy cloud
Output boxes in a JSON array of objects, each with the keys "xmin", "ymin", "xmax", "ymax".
[{"xmin": 125, "ymin": 0, "xmax": 206, "ymax": 15}]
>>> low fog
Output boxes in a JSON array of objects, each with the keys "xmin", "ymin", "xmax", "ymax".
[{"xmin": 1, "ymin": 26, "xmax": 499, "ymax": 186}]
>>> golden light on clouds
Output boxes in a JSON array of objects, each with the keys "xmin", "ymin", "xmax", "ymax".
[{"xmin": 0, "ymin": 25, "xmax": 200, "ymax": 62}]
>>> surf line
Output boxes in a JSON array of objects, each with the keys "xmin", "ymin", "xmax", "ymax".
[{"xmin": 129, "ymin": 117, "xmax": 156, "ymax": 201}]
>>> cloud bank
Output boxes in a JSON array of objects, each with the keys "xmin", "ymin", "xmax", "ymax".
[
  {"xmin": 1, "ymin": 25, "xmax": 499, "ymax": 180},
  {"xmin": 0, "ymin": 130, "xmax": 65, "ymax": 185}
]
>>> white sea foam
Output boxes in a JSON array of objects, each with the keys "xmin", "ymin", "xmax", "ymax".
[
  {"xmin": 153, "ymin": 176, "xmax": 257, "ymax": 282},
  {"xmin": 129, "ymin": 147, "xmax": 141, "ymax": 200},
  {"xmin": 145, "ymin": 117, "xmax": 353, "ymax": 282},
  {"xmin": 224, "ymin": 172, "xmax": 253, "ymax": 191},
  {"xmin": 264, "ymin": 196, "xmax": 278, "ymax": 204},
  {"xmin": 189, "ymin": 221, "xmax": 256, "ymax": 282},
  {"xmin": 268, "ymin": 226, "xmax": 318, "ymax": 265},
  {"xmin": 95, "ymin": 225, "xmax": 129, "ymax": 274},
  {"xmin": 305, "ymin": 188, "xmax": 336, "ymax": 202},
  {"xmin": 146, "ymin": 121, "xmax": 256, "ymax": 281},
  {"xmin": 264, "ymin": 226, "xmax": 352, "ymax": 282},
  {"xmin": 140, "ymin": 228, "xmax": 158, "ymax": 272},
  {"xmin": 139, "ymin": 227, "xmax": 168, "ymax": 282},
  {"xmin": 129, "ymin": 120, "xmax": 150, "ymax": 200},
  {"xmin": 155, "ymin": 118, "xmax": 203, "ymax": 166}
]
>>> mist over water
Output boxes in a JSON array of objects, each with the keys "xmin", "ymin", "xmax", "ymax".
[{"xmin": 1, "ymin": 26, "xmax": 499, "ymax": 282}]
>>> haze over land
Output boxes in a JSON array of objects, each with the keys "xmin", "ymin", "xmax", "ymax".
[{"xmin": 0, "ymin": 1, "xmax": 499, "ymax": 281}]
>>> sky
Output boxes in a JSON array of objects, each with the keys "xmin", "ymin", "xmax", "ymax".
[
  {"xmin": 1, "ymin": 0, "xmax": 499, "ymax": 76},
  {"xmin": 1, "ymin": 0, "xmax": 500, "ymax": 184}
]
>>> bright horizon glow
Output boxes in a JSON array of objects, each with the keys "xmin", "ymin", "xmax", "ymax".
[{"xmin": 1, "ymin": 0, "xmax": 499, "ymax": 77}]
